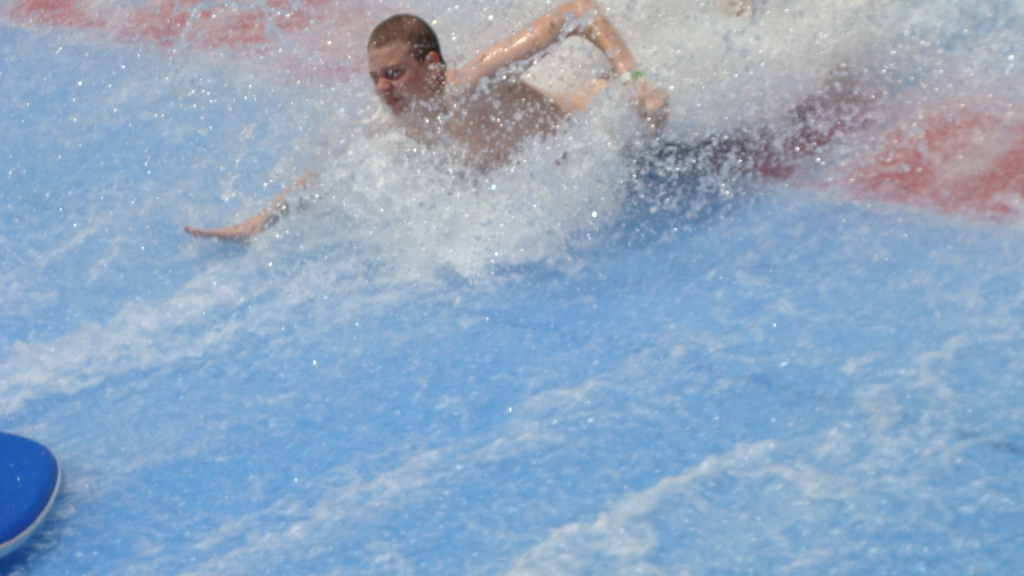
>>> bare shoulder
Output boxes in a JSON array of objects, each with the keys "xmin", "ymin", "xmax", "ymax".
[{"xmin": 461, "ymin": 77, "xmax": 563, "ymax": 118}]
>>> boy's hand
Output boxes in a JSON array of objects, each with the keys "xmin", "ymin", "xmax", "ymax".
[
  {"xmin": 635, "ymin": 80, "xmax": 668, "ymax": 130},
  {"xmin": 184, "ymin": 187, "xmax": 293, "ymax": 241},
  {"xmin": 183, "ymin": 211, "xmax": 276, "ymax": 241}
]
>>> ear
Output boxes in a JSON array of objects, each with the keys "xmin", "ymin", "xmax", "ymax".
[{"xmin": 425, "ymin": 51, "xmax": 442, "ymax": 67}]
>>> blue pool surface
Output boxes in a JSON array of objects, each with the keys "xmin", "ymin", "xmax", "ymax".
[{"xmin": 3, "ymin": 1, "xmax": 1024, "ymax": 574}]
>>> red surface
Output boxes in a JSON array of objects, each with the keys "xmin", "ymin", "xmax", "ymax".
[
  {"xmin": 11, "ymin": 0, "xmax": 104, "ymax": 27},
  {"xmin": 841, "ymin": 98, "xmax": 1024, "ymax": 219},
  {"xmin": 5, "ymin": 0, "xmax": 370, "ymax": 80}
]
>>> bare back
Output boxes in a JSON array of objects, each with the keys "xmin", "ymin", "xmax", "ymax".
[{"xmin": 443, "ymin": 75, "xmax": 566, "ymax": 165}]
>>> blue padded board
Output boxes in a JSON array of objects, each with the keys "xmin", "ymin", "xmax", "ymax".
[{"xmin": 0, "ymin": 432, "xmax": 61, "ymax": 559}]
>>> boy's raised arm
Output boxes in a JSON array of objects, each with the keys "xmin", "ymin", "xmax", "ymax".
[
  {"xmin": 452, "ymin": 0, "xmax": 639, "ymax": 90},
  {"xmin": 452, "ymin": 0, "xmax": 665, "ymax": 123}
]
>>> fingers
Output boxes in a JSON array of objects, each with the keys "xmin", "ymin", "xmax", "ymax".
[
  {"xmin": 633, "ymin": 81, "xmax": 668, "ymax": 130},
  {"xmin": 183, "ymin": 223, "xmax": 254, "ymax": 241},
  {"xmin": 184, "ymin": 225, "xmax": 234, "ymax": 240},
  {"xmin": 184, "ymin": 225, "xmax": 215, "ymax": 238}
]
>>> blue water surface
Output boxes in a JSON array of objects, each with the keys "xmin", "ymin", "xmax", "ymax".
[{"xmin": 3, "ymin": 2, "xmax": 1024, "ymax": 574}]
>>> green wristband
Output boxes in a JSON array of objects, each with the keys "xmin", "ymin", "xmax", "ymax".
[{"xmin": 620, "ymin": 69, "xmax": 645, "ymax": 84}]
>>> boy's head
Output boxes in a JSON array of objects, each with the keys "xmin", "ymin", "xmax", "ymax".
[
  {"xmin": 368, "ymin": 15, "xmax": 445, "ymax": 65},
  {"xmin": 367, "ymin": 15, "xmax": 446, "ymax": 115}
]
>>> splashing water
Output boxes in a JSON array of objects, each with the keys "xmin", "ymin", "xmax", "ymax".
[{"xmin": 3, "ymin": 0, "xmax": 1024, "ymax": 574}]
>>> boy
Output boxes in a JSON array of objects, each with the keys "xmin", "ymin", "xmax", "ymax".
[{"xmin": 185, "ymin": 0, "xmax": 665, "ymax": 240}]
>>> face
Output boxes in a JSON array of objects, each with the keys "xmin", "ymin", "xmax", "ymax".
[{"xmin": 367, "ymin": 42, "xmax": 442, "ymax": 116}]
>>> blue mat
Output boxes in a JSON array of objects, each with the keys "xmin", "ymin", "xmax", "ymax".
[{"xmin": 0, "ymin": 432, "xmax": 60, "ymax": 559}]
